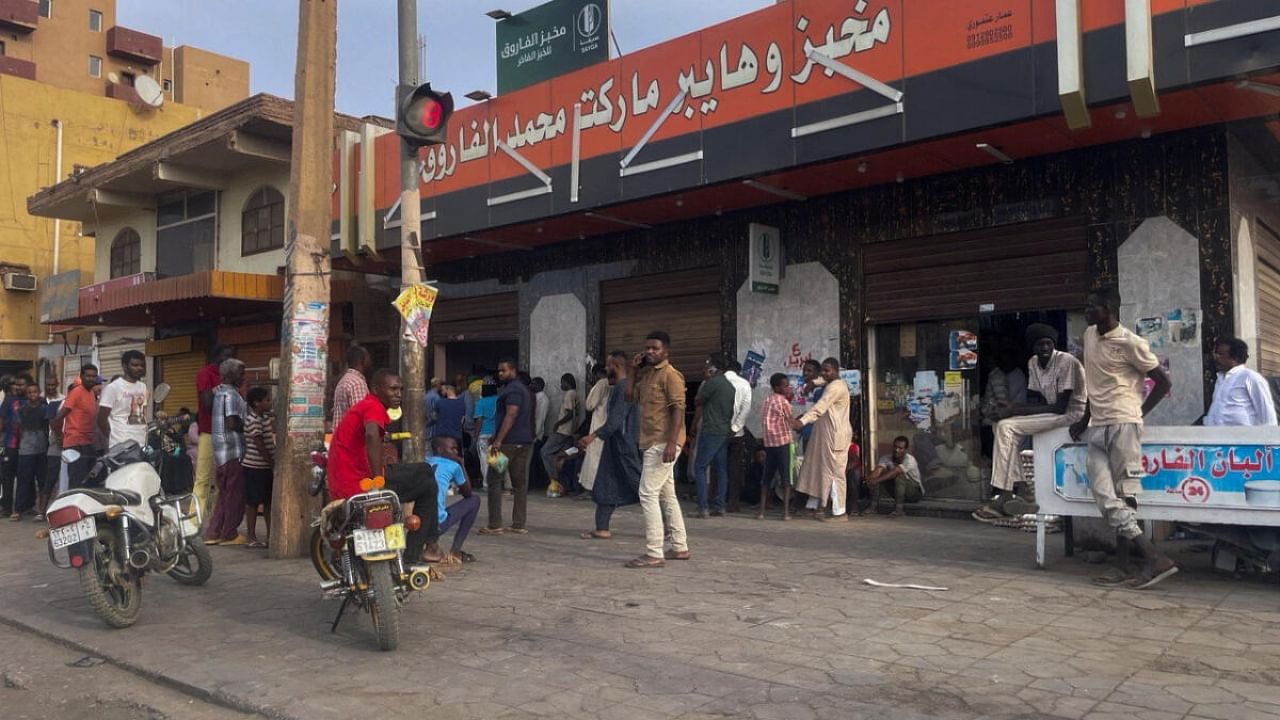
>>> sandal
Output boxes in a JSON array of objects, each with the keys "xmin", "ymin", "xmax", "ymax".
[
  {"xmin": 664, "ymin": 549, "xmax": 691, "ymax": 561},
  {"xmin": 33, "ymin": 513, "xmax": 44, "ymax": 521},
  {"xmin": 580, "ymin": 530, "xmax": 612, "ymax": 540},
  {"xmin": 247, "ymin": 540, "xmax": 267, "ymax": 549},
  {"xmin": 477, "ymin": 527, "xmax": 506, "ymax": 536},
  {"xmin": 971, "ymin": 506, "xmax": 1004, "ymax": 523},
  {"xmin": 625, "ymin": 555, "xmax": 665, "ymax": 569},
  {"xmin": 506, "ymin": 527, "xmax": 529, "ymax": 535},
  {"xmin": 1128, "ymin": 563, "xmax": 1179, "ymax": 590},
  {"xmin": 455, "ymin": 551, "xmax": 477, "ymax": 563}
]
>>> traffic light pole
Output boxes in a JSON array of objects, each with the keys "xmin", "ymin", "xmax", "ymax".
[
  {"xmin": 396, "ymin": 0, "xmax": 427, "ymax": 462},
  {"xmin": 272, "ymin": 0, "xmax": 336, "ymax": 558}
]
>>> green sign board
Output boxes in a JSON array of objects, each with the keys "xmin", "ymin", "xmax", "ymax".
[{"xmin": 496, "ymin": 0, "xmax": 608, "ymax": 95}]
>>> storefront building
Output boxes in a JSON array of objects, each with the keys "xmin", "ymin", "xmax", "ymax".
[{"xmin": 329, "ymin": 0, "xmax": 1279, "ymax": 504}]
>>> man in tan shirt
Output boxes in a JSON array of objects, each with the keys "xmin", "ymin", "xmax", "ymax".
[
  {"xmin": 1070, "ymin": 287, "xmax": 1175, "ymax": 590},
  {"xmin": 623, "ymin": 330, "xmax": 690, "ymax": 568}
]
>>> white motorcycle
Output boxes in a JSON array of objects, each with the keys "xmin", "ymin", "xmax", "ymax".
[{"xmin": 46, "ymin": 437, "xmax": 210, "ymax": 628}]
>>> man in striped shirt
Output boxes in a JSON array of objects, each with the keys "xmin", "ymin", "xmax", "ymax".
[{"xmin": 758, "ymin": 373, "xmax": 794, "ymax": 520}]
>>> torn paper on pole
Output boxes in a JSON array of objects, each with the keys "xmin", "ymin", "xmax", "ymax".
[{"xmin": 393, "ymin": 283, "xmax": 439, "ymax": 347}]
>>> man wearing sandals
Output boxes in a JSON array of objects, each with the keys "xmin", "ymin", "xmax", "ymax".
[
  {"xmin": 624, "ymin": 331, "xmax": 691, "ymax": 568},
  {"xmin": 1070, "ymin": 287, "xmax": 1178, "ymax": 590},
  {"xmin": 974, "ymin": 323, "xmax": 1087, "ymax": 523},
  {"xmin": 480, "ymin": 358, "xmax": 534, "ymax": 537},
  {"xmin": 425, "ymin": 436, "xmax": 480, "ymax": 565}
]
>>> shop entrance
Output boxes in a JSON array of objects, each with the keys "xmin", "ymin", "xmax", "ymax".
[
  {"xmin": 871, "ymin": 310, "xmax": 1085, "ymax": 503},
  {"xmin": 432, "ymin": 339, "xmax": 518, "ymax": 385}
]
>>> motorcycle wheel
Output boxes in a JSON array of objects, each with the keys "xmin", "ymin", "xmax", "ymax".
[
  {"xmin": 367, "ymin": 561, "xmax": 400, "ymax": 652},
  {"xmin": 309, "ymin": 527, "xmax": 339, "ymax": 581},
  {"xmin": 78, "ymin": 529, "xmax": 142, "ymax": 629},
  {"xmin": 167, "ymin": 538, "xmax": 214, "ymax": 586}
]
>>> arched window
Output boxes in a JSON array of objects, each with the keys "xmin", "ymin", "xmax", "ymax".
[
  {"xmin": 242, "ymin": 186, "xmax": 285, "ymax": 255},
  {"xmin": 110, "ymin": 228, "xmax": 141, "ymax": 278}
]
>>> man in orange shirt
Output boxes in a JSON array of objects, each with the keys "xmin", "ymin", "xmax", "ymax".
[{"xmin": 51, "ymin": 364, "xmax": 100, "ymax": 489}]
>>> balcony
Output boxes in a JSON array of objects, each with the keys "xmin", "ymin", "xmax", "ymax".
[
  {"xmin": 106, "ymin": 82, "xmax": 142, "ymax": 104},
  {"xmin": 0, "ymin": 0, "xmax": 38, "ymax": 33},
  {"xmin": 0, "ymin": 55, "xmax": 36, "ymax": 81},
  {"xmin": 106, "ymin": 26, "xmax": 162, "ymax": 65}
]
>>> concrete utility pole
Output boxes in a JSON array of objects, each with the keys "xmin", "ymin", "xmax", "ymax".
[
  {"xmin": 397, "ymin": 0, "xmax": 427, "ymax": 461},
  {"xmin": 272, "ymin": 0, "xmax": 337, "ymax": 559}
]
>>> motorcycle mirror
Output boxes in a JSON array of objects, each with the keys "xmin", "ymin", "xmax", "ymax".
[
  {"xmin": 153, "ymin": 382, "xmax": 171, "ymax": 404},
  {"xmin": 61, "ymin": 448, "xmax": 81, "ymax": 464}
]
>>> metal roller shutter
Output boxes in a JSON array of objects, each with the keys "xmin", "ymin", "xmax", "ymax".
[
  {"xmin": 158, "ymin": 352, "xmax": 205, "ymax": 416},
  {"xmin": 863, "ymin": 218, "xmax": 1089, "ymax": 324},
  {"xmin": 602, "ymin": 268, "xmax": 721, "ymax": 379},
  {"xmin": 236, "ymin": 342, "xmax": 279, "ymax": 385},
  {"xmin": 431, "ymin": 292, "xmax": 519, "ymax": 342},
  {"xmin": 1256, "ymin": 221, "xmax": 1280, "ymax": 377},
  {"xmin": 96, "ymin": 339, "xmax": 148, "ymax": 385}
]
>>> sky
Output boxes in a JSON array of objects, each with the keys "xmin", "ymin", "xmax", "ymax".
[{"xmin": 117, "ymin": 0, "xmax": 774, "ymax": 118}]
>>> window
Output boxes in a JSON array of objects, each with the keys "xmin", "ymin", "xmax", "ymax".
[
  {"xmin": 88, "ymin": 55, "xmax": 102, "ymax": 78},
  {"xmin": 155, "ymin": 191, "xmax": 217, "ymax": 278},
  {"xmin": 37, "ymin": 0, "xmax": 51, "ymax": 19},
  {"xmin": 121, "ymin": 72, "xmax": 136, "ymax": 87},
  {"xmin": 110, "ymin": 228, "xmax": 141, "ymax": 279},
  {"xmin": 162, "ymin": 79, "xmax": 172, "ymax": 92},
  {"xmin": 241, "ymin": 186, "xmax": 285, "ymax": 255},
  {"xmin": 88, "ymin": 9, "xmax": 102, "ymax": 31}
]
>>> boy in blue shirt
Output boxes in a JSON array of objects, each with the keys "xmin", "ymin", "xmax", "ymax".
[{"xmin": 426, "ymin": 436, "xmax": 481, "ymax": 563}]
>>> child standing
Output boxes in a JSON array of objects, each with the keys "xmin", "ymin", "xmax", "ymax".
[
  {"xmin": 242, "ymin": 387, "xmax": 275, "ymax": 548},
  {"xmin": 759, "ymin": 373, "xmax": 795, "ymax": 521},
  {"xmin": 14, "ymin": 383, "xmax": 48, "ymax": 520}
]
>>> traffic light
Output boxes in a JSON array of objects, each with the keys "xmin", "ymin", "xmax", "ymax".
[{"xmin": 396, "ymin": 83, "xmax": 454, "ymax": 148}]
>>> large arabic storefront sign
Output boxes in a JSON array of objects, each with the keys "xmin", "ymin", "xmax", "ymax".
[
  {"xmin": 497, "ymin": 0, "xmax": 609, "ymax": 94},
  {"xmin": 350, "ymin": 0, "xmax": 1233, "ymax": 240}
]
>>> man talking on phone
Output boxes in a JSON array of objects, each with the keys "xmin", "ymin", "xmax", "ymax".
[{"xmin": 623, "ymin": 331, "xmax": 691, "ymax": 568}]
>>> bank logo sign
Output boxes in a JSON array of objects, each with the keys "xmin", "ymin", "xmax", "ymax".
[
  {"xmin": 750, "ymin": 223, "xmax": 781, "ymax": 295},
  {"xmin": 497, "ymin": 0, "xmax": 610, "ymax": 95}
]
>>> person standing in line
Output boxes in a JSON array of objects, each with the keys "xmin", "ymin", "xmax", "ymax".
[
  {"xmin": 625, "ymin": 331, "xmax": 691, "ymax": 568},
  {"xmin": 759, "ymin": 373, "xmax": 795, "ymax": 521},
  {"xmin": 1070, "ymin": 287, "xmax": 1177, "ymax": 589},
  {"xmin": 796, "ymin": 359, "xmax": 824, "ymax": 450},
  {"xmin": 425, "ymin": 377, "xmax": 443, "ymax": 440},
  {"xmin": 531, "ymin": 377, "xmax": 551, "ymax": 442},
  {"xmin": 722, "ymin": 359, "xmax": 753, "ymax": 513},
  {"xmin": 242, "ymin": 387, "xmax": 275, "ymax": 548},
  {"xmin": 541, "ymin": 373, "xmax": 582, "ymax": 497},
  {"xmin": 579, "ymin": 364, "xmax": 612, "ymax": 495},
  {"xmin": 690, "ymin": 354, "xmax": 736, "ymax": 518},
  {"xmin": 578, "ymin": 351, "xmax": 641, "ymax": 539},
  {"xmin": 196, "ymin": 345, "xmax": 234, "ymax": 521},
  {"xmin": 13, "ymin": 382, "xmax": 48, "ymax": 520},
  {"xmin": 332, "ymin": 344, "xmax": 372, "ymax": 431},
  {"xmin": 433, "ymin": 384, "xmax": 467, "ymax": 445},
  {"xmin": 97, "ymin": 351, "xmax": 150, "ymax": 453},
  {"xmin": 791, "ymin": 358, "xmax": 852, "ymax": 521},
  {"xmin": 471, "ymin": 382, "xmax": 499, "ymax": 491},
  {"xmin": 974, "ymin": 323, "xmax": 1087, "ymax": 522},
  {"xmin": 205, "ymin": 359, "xmax": 249, "ymax": 546},
  {"xmin": 52, "ymin": 366, "xmax": 99, "ymax": 489},
  {"xmin": 0, "ymin": 374, "xmax": 29, "ymax": 516},
  {"xmin": 1204, "ymin": 337, "xmax": 1277, "ymax": 426},
  {"xmin": 480, "ymin": 358, "xmax": 535, "ymax": 535},
  {"xmin": 38, "ymin": 378, "xmax": 65, "ymax": 519}
]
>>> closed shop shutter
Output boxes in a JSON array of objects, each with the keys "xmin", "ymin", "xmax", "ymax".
[
  {"xmin": 1256, "ymin": 221, "xmax": 1280, "ymax": 376},
  {"xmin": 96, "ymin": 340, "xmax": 148, "ymax": 385},
  {"xmin": 431, "ymin": 292, "xmax": 519, "ymax": 342},
  {"xmin": 237, "ymin": 342, "xmax": 279, "ymax": 386},
  {"xmin": 157, "ymin": 352, "xmax": 205, "ymax": 416},
  {"xmin": 864, "ymin": 217, "xmax": 1089, "ymax": 324},
  {"xmin": 602, "ymin": 268, "xmax": 720, "ymax": 379}
]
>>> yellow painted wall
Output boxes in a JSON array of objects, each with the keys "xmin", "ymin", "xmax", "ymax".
[{"xmin": 0, "ymin": 73, "xmax": 200, "ymax": 363}]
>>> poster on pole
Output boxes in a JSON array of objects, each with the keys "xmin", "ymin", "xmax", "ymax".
[
  {"xmin": 286, "ymin": 301, "xmax": 329, "ymax": 434},
  {"xmin": 393, "ymin": 283, "xmax": 439, "ymax": 347}
]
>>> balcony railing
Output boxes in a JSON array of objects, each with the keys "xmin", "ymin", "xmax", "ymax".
[
  {"xmin": 106, "ymin": 26, "xmax": 162, "ymax": 65},
  {"xmin": 106, "ymin": 82, "xmax": 142, "ymax": 104},
  {"xmin": 0, "ymin": 0, "xmax": 38, "ymax": 33},
  {"xmin": 0, "ymin": 55, "xmax": 36, "ymax": 81}
]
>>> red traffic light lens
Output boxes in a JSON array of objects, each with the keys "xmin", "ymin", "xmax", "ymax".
[{"xmin": 417, "ymin": 99, "xmax": 442, "ymax": 130}]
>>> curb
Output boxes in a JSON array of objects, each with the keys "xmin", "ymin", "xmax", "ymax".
[{"xmin": 0, "ymin": 613, "xmax": 297, "ymax": 720}]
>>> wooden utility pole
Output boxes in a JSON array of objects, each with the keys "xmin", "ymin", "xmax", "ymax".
[
  {"xmin": 272, "ymin": 0, "xmax": 337, "ymax": 559},
  {"xmin": 396, "ymin": 0, "xmax": 427, "ymax": 461}
]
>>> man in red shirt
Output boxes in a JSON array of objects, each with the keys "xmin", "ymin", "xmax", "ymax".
[
  {"xmin": 51, "ymin": 365, "xmax": 100, "ymax": 489},
  {"xmin": 195, "ymin": 345, "xmax": 234, "ymax": 520},
  {"xmin": 329, "ymin": 369, "xmax": 438, "ymax": 562}
]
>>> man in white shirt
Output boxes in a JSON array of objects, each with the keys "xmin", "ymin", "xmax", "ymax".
[
  {"xmin": 722, "ymin": 359, "xmax": 752, "ymax": 512},
  {"xmin": 97, "ymin": 350, "xmax": 149, "ymax": 449},
  {"xmin": 1204, "ymin": 338, "xmax": 1277, "ymax": 427}
]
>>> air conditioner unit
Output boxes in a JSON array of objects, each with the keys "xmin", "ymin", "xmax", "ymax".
[{"xmin": 3, "ymin": 273, "xmax": 38, "ymax": 292}]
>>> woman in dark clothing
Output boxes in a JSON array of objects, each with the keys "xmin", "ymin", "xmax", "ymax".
[{"xmin": 577, "ymin": 352, "xmax": 641, "ymax": 539}]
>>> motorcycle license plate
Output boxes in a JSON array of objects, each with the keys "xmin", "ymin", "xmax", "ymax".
[
  {"xmin": 352, "ymin": 524, "xmax": 406, "ymax": 555},
  {"xmin": 50, "ymin": 517, "xmax": 96, "ymax": 550}
]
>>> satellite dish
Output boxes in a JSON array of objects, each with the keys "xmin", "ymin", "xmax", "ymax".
[
  {"xmin": 107, "ymin": 71, "xmax": 120, "ymax": 84},
  {"xmin": 153, "ymin": 382, "xmax": 171, "ymax": 404},
  {"xmin": 135, "ymin": 75, "xmax": 164, "ymax": 108}
]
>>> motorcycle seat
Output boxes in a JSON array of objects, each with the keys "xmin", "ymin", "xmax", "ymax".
[{"xmin": 66, "ymin": 487, "xmax": 143, "ymax": 507}]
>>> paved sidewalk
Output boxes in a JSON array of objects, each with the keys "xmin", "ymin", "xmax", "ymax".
[{"xmin": 2, "ymin": 497, "xmax": 1280, "ymax": 720}]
